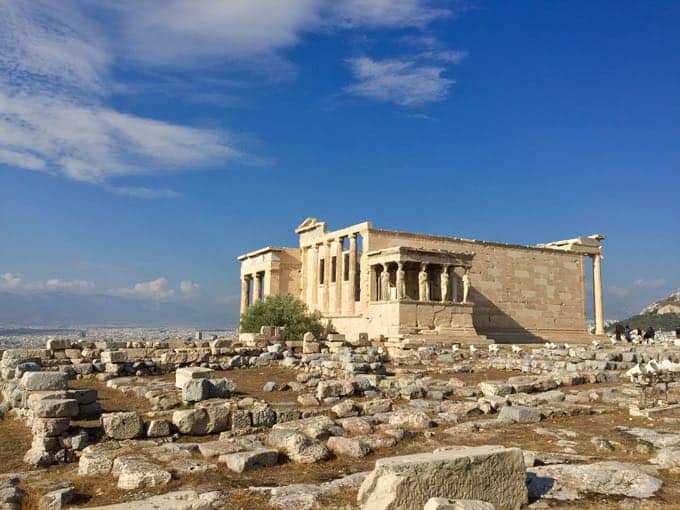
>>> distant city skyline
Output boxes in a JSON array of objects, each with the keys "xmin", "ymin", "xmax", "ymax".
[{"xmin": 1, "ymin": 1, "xmax": 679, "ymax": 326}]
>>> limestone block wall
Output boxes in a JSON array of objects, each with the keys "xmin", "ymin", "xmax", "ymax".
[
  {"xmin": 276, "ymin": 249, "xmax": 302, "ymax": 297},
  {"xmin": 366, "ymin": 229, "xmax": 588, "ymax": 342}
]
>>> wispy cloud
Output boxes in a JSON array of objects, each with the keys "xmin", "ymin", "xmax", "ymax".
[
  {"xmin": 346, "ymin": 56, "xmax": 455, "ymax": 106},
  {"xmin": 325, "ymin": 0, "xmax": 452, "ymax": 29},
  {"xmin": 0, "ymin": 91, "xmax": 238, "ymax": 187},
  {"xmin": 111, "ymin": 0, "xmax": 454, "ymax": 68},
  {"xmin": 0, "ymin": 1, "xmax": 240, "ymax": 198},
  {"xmin": 0, "ymin": 0, "xmax": 467, "ymax": 196},
  {"xmin": 112, "ymin": 277, "xmax": 202, "ymax": 302},
  {"xmin": 0, "ymin": 272, "xmax": 94, "ymax": 292},
  {"xmin": 607, "ymin": 278, "xmax": 667, "ymax": 298},
  {"xmin": 180, "ymin": 280, "xmax": 201, "ymax": 298},
  {"xmin": 112, "ymin": 277, "xmax": 175, "ymax": 301}
]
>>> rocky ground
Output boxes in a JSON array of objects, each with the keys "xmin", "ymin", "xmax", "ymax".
[{"xmin": 1, "ymin": 335, "xmax": 680, "ymax": 509}]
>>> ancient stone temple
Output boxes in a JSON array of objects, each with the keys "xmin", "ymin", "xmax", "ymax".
[{"xmin": 237, "ymin": 218, "xmax": 605, "ymax": 345}]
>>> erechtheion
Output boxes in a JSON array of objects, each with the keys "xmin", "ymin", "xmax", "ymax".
[{"xmin": 238, "ymin": 218, "xmax": 605, "ymax": 345}]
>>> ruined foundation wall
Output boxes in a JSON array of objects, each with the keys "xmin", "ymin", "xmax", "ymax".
[{"xmin": 366, "ymin": 229, "xmax": 589, "ymax": 342}]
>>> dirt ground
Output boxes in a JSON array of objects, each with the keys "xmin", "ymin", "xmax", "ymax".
[{"xmin": 4, "ymin": 367, "xmax": 680, "ymax": 508}]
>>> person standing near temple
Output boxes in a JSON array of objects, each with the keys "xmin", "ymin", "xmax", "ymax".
[{"xmin": 614, "ymin": 324, "xmax": 624, "ymax": 341}]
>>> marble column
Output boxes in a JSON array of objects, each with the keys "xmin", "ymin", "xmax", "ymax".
[
  {"xmin": 370, "ymin": 265, "xmax": 377, "ymax": 301},
  {"xmin": 323, "ymin": 240, "xmax": 332, "ymax": 313},
  {"xmin": 440, "ymin": 265, "xmax": 450, "ymax": 302},
  {"xmin": 592, "ymin": 254, "xmax": 605, "ymax": 335},
  {"xmin": 240, "ymin": 276, "xmax": 250, "ymax": 315},
  {"xmin": 348, "ymin": 233, "xmax": 357, "ymax": 313},
  {"xmin": 308, "ymin": 245, "xmax": 318, "ymax": 311},
  {"xmin": 253, "ymin": 273, "xmax": 262, "ymax": 303},
  {"xmin": 418, "ymin": 263, "xmax": 429, "ymax": 301},
  {"xmin": 334, "ymin": 237, "xmax": 343, "ymax": 314},
  {"xmin": 380, "ymin": 263, "xmax": 390, "ymax": 301},
  {"xmin": 462, "ymin": 268, "xmax": 470, "ymax": 303},
  {"xmin": 451, "ymin": 267, "xmax": 459, "ymax": 303},
  {"xmin": 396, "ymin": 262, "xmax": 406, "ymax": 300}
]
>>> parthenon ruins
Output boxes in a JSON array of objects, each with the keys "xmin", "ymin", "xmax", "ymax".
[{"xmin": 238, "ymin": 218, "xmax": 606, "ymax": 345}]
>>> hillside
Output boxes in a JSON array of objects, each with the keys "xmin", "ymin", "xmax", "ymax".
[
  {"xmin": 640, "ymin": 289, "xmax": 680, "ymax": 315},
  {"xmin": 612, "ymin": 289, "xmax": 680, "ymax": 331}
]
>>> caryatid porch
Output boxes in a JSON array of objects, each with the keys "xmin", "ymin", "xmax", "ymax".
[{"xmin": 365, "ymin": 247, "xmax": 482, "ymax": 341}]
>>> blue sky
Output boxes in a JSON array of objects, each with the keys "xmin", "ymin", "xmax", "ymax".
[{"xmin": 1, "ymin": 0, "xmax": 679, "ymax": 325}]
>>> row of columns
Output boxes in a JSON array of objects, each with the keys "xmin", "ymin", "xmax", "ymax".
[
  {"xmin": 591, "ymin": 253, "xmax": 605, "ymax": 336},
  {"xmin": 371, "ymin": 262, "xmax": 471, "ymax": 303},
  {"xmin": 239, "ymin": 272, "xmax": 264, "ymax": 316},
  {"xmin": 304, "ymin": 233, "xmax": 359, "ymax": 315}
]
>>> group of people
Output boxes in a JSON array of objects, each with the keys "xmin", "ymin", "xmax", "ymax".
[{"xmin": 613, "ymin": 324, "xmax": 657, "ymax": 343}]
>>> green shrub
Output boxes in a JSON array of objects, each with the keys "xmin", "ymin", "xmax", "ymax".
[
  {"xmin": 610, "ymin": 312, "xmax": 680, "ymax": 333},
  {"xmin": 240, "ymin": 294, "xmax": 324, "ymax": 340}
]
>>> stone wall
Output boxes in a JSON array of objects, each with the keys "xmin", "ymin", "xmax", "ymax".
[{"xmin": 366, "ymin": 229, "xmax": 588, "ymax": 342}]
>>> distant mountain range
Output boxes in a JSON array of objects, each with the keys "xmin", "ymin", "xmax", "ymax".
[
  {"xmin": 640, "ymin": 289, "xmax": 680, "ymax": 315},
  {"xmin": 613, "ymin": 289, "xmax": 680, "ymax": 331},
  {"xmin": 0, "ymin": 292, "xmax": 233, "ymax": 329}
]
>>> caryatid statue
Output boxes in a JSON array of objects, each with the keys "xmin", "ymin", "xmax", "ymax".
[
  {"xmin": 380, "ymin": 265, "xmax": 390, "ymax": 300},
  {"xmin": 418, "ymin": 263, "xmax": 429, "ymax": 301},
  {"xmin": 440, "ymin": 266, "xmax": 450, "ymax": 302},
  {"xmin": 396, "ymin": 262, "xmax": 406, "ymax": 299},
  {"xmin": 462, "ymin": 268, "xmax": 471, "ymax": 303}
]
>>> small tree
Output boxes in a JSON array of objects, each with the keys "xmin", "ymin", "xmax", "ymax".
[{"xmin": 240, "ymin": 294, "xmax": 324, "ymax": 340}]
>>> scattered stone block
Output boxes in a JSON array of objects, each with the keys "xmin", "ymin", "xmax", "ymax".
[
  {"xmin": 146, "ymin": 419, "xmax": 171, "ymax": 437},
  {"xmin": 172, "ymin": 406, "xmax": 229, "ymax": 435},
  {"xmin": 42, "ymin": 486, "xmax": 75, "ymax": 509},
  {"xmin": 182, "ymin": 379, "xmax": 210, "ymax": 402},
  {"xmin": 231, "ymin": 409, "xmax": 252, "ymax": 431},
  {"xmin": 497, "ymin": 405, "xmax": 541, "ymax": 424},
  {"xmin": 32, "ymin": 417, "xmax": 70, "ymax": 437},
  {"xmin": 527, "ymin": 461, "xmax": 663, "ymax": 500},
  {"xmin": 327, "ymin": 436, "xmax": 370, "ymax": 458},
  {"xmin": 220, "ymin": 448, "xmax": 279, "ymax": 472},
  {"xmin": 273, "ymin": 415, "xmax": 335, "ymax": 440},
  {"xmin": 101, "ymin": 351, "xmax": 128, "ymax": 364},
  {"xmin": 357, "ymin": 446, "xmax": 527, "ymax": 510},
  {"xmin": 115, "ymin": 458, "xmax": 172, "ymax": 490},
  {"xmin": 209, "ymin": 378, "xmax": 236, "ymax": 398},
  {"xmin": 175, "ymin": 367, "xmax": 214, "ymax": 389},
  {"xmin": 266, "ymin": 429, "xmax": 330, "ymax": 463},
  {"xmin": 101, "ymin": 412, "xmax": 144, "ymax": 440},
  {"xmin": 46, "ymin": 338, "xmax": 71, "ymax": 351},
  {"xmin": 21, "ymin": 372, "xmax": 68, "ymax": 391},
  {"xmin": 424, "ymin": 498, "xmax": 495, "ymax": 510},
  {"xmin": 34, "ymin": 398, "xmax": 79, "ymax": 418}
]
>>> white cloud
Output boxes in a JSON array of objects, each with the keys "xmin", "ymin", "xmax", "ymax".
[
  {"xmin": 45, "ymin": 279, "xmax": 95, "ymax": 291},
  {"xmin": 111, "ymin": 0, "xmax": 452, "ymax": 68},
  {"xmin": 632, "ymin": 278, "xmax": 666, "ymax": 289},
  {"xmin": 0, "ymin": 0, "xmax": 240, "ymax": 197},
  {"xmin": 0, "ymin": 89, "xmax": 238, "ymax": 190},
  {"xmin": 327, "ymin": 0, "xmax": 451, "ymax": 29},
  {"xmin": 0, "ymin": 148, "xmax": 46, "ymax": 171},
  {"xmin": 0, "ymin": 0, "xmax": 110, "ymax": 96},
  {"xmin": 112, "ymin": 0, "xmax": 319, "ymax": 68},
  {"xmin": 113, "ymin": 277, "xmax": 202, "ymax": 301},
  {"xmin": 113, "ymin": 278, "xmax": 175, "ymax": 302},
  {"xmin": 0, "ymin": 0, "xmax": 465, "ymax": 195},
  {"xmin": 346, "ymin": 56, "xmax": 454, "ymax": 106},
  {"xmin": 180, "ymin": 280, "xmax": 201, "ymax": 298},
  {"xmin": 0, "ymin": 272, "xmax": 94, "ymax": 292}
]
